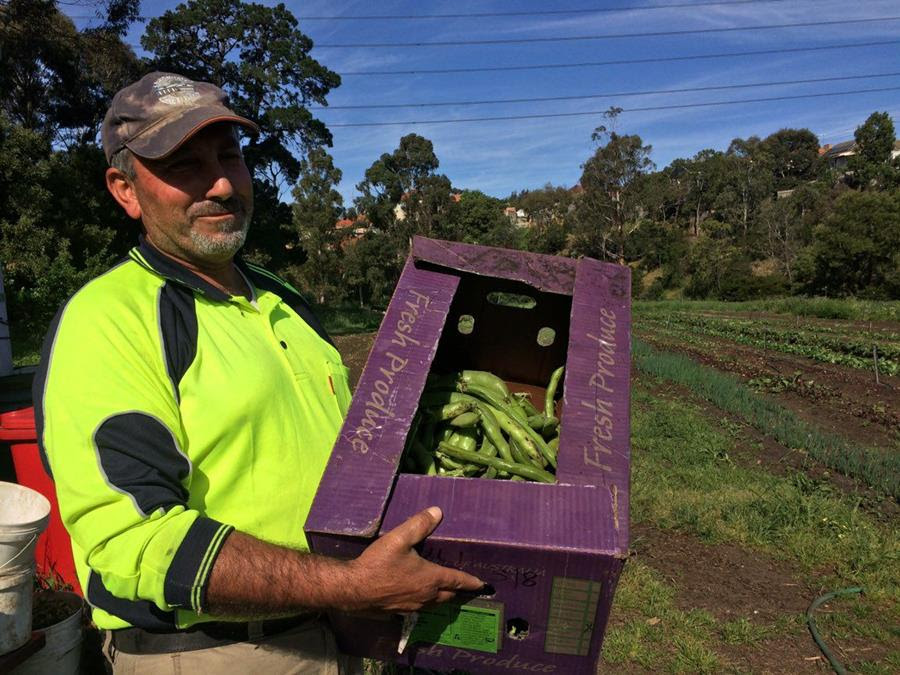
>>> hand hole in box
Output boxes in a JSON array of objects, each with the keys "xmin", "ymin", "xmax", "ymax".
[
  {"xmin": 536, "ymin": 327, "xmax": 555, "ymax": 347},
  {"xmin": 457, "ymin": 314, "xmax": 475, "ymax": 335},
  {"xmin": 506, "ymin": 618, "xmax": 529, "ymax": 640},
  {"xmin": 486, "ymin": 292, "xmax": 536, "ymax": 310}
]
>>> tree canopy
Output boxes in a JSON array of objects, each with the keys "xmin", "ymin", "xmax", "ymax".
[{"xmin": 142, "ymin": 0, "xmax": 340, "ymax": 187}]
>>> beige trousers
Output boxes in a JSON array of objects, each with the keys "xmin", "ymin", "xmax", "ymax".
[{"xmin": 103, "ymin": 619, "xmax": 364, "ymax": 675}]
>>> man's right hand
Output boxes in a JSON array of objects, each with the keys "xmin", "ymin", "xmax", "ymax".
[
  {"xmin": 206, "ymin": 506, "xmax": 483, "ymax": 618},
  {"xmin": 341, "ymin": 506, "xmax": 484, "ymax": 614}
]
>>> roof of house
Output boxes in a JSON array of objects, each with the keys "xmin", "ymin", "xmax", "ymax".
[
  {"xmin": 820, "ymin": 140, "xmax": 856, "ymax": 157},
  {"xmin": 820, "ymin": 139, "xmax": 900, "ymax": 158}
]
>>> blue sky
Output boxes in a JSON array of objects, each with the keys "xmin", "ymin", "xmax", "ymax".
[{"xmin": 66, "ymin": 0, "xmax": 900, "ymax": 204}]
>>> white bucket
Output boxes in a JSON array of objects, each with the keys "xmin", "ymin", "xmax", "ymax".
[
  {"xmin": 0, "ymin": 482, "xmax": 51, "ymax": 574},
  {"xmin": 0, "ymin": 482, "xmax": 50, "ymax": 655},
  {"xmin": 0, "ymin": 567, "xmax": 35, "ymax": 655},
  {"xmin": 13, "ymin": 591, "xmax": 84, "ymax": 674}
]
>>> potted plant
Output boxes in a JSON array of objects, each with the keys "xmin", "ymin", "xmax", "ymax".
[{"xmin": 13, "ymin": 570, "xmax": 83, "ymax": 674}]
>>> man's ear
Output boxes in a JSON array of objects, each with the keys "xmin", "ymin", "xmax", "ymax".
[{"xmin": 106, "ymin": 167, "xmax": 142, "ymax": 220}]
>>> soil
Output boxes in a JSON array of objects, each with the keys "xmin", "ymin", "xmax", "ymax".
[
  {"xmin": 609, "ymin": 523, "xmax": 895, "ymax": 673},
  {"xmin": 635, "ymin": 328, "xmax": 900, "ymax": 454},
  {"xmin": 31, "ymin": 591, "xmax": 79, "ymax": 629},
  {"xmin": 635, "ymin": 373, "xmax": 899, "ymax": 520},
  {"xmin": 332, "ymin": 332, "xmax": 377, "ymax": 391},
  {"xmin": 690, "ymin": 310, "xmax": 900, "ymax": 337}
]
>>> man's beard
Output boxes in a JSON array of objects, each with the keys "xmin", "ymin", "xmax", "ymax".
[{"xmin": 188, "ymin": 200, "xmax": 252, "ymax": 257}]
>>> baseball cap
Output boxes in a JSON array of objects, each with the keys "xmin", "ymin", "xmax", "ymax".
[{"xmin": 101, "ymin": 72, "xmax": 259, "ymax": 163}]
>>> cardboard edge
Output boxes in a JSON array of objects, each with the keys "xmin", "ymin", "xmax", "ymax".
[{"xmin": 411, "ymin": 236, "xmax": 577, "ymax": 295}]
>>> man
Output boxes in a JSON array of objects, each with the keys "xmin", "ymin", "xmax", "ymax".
[{"xmin": 33, "ymin": 72, "xmax": 483, "ymax": 673}]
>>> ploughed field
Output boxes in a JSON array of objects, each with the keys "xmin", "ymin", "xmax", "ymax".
[{"xmin": 332, "ymin": 299, "xmax": 899, "ymax": 674}]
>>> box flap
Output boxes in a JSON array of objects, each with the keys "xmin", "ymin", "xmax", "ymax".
[
  {"xmin": 382, "ymin": 474, "xmax": 625, "ymax": 555},
  {"xmin": 412, "ymin": 236, "xmax": 576, "ymax": 295},
  {"xmin": 556, "ymin": 258, "xmax": 631, "ymax": 549},
  {"xmin": 306, "ymin": 257, "xmax": 460, "ymax": 538}
]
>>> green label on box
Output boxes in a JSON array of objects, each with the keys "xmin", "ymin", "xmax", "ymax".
[{"xmin": 410, "ymin": 600, "xmax": 502, "ymax": 653}]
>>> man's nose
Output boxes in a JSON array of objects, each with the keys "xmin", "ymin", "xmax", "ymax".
[{"xmin": 205, "ymin": 169, "xmax": 235, "ymax": 201}]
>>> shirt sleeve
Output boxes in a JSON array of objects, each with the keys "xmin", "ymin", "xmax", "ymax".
[{"xmin": 37, "ymin": 289, "xmax": 232, "ymax": 616}]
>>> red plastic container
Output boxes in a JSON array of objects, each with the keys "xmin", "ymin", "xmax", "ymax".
[{"xmin": 0, "ymin": 407, "xmax": 81, "ymax": 595}]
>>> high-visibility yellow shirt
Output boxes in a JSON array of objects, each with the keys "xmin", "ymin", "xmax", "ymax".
[{"xmin": 34, "ymin": 237, "xmax": 351, "ymax": 630}]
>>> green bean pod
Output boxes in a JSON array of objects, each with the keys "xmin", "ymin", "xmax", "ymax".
[
  {"xmin": 544, "ymin": 366, "xmax": 565, "ymax": 418},
  {"xmin": 514, "ymin": 393, "xmax": 541, "ymax": 417},
  {"xmin": 459, "ymin": 370, "xmax": 511, "ymax": 399},
  {"xmin": 428, "ymin": 400, "xmax": 475, "ymax": 421},
  {"xmin": 490, "ymin": 407, "xmax": 543, "ymax": 466},
  {"xmin": 527, "ymin": 414, "xmax": 546, "ymax": 430},
  {"xmin": 464, "ymin": 384, "xmax": 529, "ymax": 425},
  {"xmin": 478, "ymin": 436, "xmax": 498, "ymax": 458},
  {"xmin": 541, "ymin": 416, "xmax": 560, "ymax": 437},
  {"xmin": 437, "ymin": 442, "xmax": 556, "ymax": 483},
  {"xmin": 436, "ymin": 452, "xmax": 465, "ymax": 470},
  {"xmin": 425, "ymin": 391, "xmax": 514, "ymax": 463},
  {"xmin": 449, "ymin": 411, "xmax": 480, "ymax": 428},
  {"xmin": 512, "ymin": 437, "xmax": 546, "ymax": 470},
  {"xmin": 473, "ymin": 403, "xmax": 513, "ymax": 462},
  {"xmin": 447, "ymin": 430, "xmax": 478, "ymax": 453}
]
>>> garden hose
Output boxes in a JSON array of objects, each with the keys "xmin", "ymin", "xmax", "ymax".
[{"xmin": 806, "ymin": 586, "xmax": 864, "ymax": 675}]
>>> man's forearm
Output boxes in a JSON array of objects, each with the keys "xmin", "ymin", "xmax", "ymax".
[
  {"xmin": 204, "ymin": 508, "xmax": 485, "ymax": 619},
  {"xmin": 205, "ymin": 530, "xmax": 356, "ymax": 618}
]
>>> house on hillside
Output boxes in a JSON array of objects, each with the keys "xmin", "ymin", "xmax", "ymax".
[
  {"xmin": 503, "ymin": 206, "xmax": 532, "ymax": 227},
  {"xmin": 334, "ymin": 216, "xmax": 369, "ymax": 248},
  {"xmin": 394, "ymin": 191, "xmax": 461, "ymax": 222},
  {"xmin": 819, "ymin": 139, "xmax": 900, "ymax": 171}
]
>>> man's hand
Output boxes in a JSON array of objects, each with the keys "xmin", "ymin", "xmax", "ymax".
[
  {"xmin": 341, "ymin": 506, "xmax": 484, "ymax": 613},
  {"xmin": 206, "ymin": 506, "xmax": 483, "ymax": 618}
]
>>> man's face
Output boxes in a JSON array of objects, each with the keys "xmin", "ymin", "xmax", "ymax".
[{"xmin": 129, "ymin": 123, "xmax": 254, "ymax": 265}]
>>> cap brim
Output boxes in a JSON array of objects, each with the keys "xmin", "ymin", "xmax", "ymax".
[{"xmin": 125, "ymin": 105, "xmax": 260, "ymax": 160}]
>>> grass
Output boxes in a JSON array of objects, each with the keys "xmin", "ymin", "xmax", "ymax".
[
  {"xmin": 632, "ymin": 338, "xmax": 900, "ymax": 498},
  {"xmin": 602, "ymin": 561, "xmax": 722, "ymax": 672},
  {"xmin": 314, "ymin": 303, "xmax": 385, "ymax": 336},
  {"xmin": 635, "ymin": 297, "xmax": 900, "ymax": 322},
  {"xmin": 631, "ymin": 385, "xmax": 900, "ymax": 607}
]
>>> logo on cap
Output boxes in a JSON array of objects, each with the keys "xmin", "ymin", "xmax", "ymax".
[{"xmin": 153, "ymin": 75, "xmax": 202, "ymax": 106}]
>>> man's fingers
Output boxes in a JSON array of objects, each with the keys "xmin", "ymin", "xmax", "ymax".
[
  {"xmin": 446, "ymin": 569, "xmax": 485, "ymax": 592},
  {"xmin": 434, "ymin": 589, "xmax": 457, "ymax": 604},
  {"xmin": 386, "ymin": 506, "xmax": 443, "ymax": 548}
]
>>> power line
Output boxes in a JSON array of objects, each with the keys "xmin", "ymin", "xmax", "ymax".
[
  {"xmin": 57, "ymin": 0, "xmax": 829, "ymax": 22},
  {"xmin": 339, "ymin": 39, "xmax": 900, "ymax": 76},
  {"xmin": 325, "ymin": 85, "xmax": 900, "ymax": 127},
  {"xmin": 314, "ymin": 72, "xmax": 900, "ymax": 110},
  {"xmin": 294, "ymin": 0, "xmax": 800, "ymax": 21},
  {"xmin": 315, "ymin": 16, "xmax": 900, "ymax": 48}
]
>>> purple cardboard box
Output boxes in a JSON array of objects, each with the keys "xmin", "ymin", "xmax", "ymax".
[{"xmin": 306, "ymin": 237, "xmax": 630, "ymax": 674}]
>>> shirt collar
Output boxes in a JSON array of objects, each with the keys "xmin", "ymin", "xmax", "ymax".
[{"xmin": 131, "ymin": 234, "xmax": 250, "ymax": 303}]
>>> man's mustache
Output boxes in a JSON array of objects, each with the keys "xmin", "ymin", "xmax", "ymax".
[{"xmin": 190, "ymin": 199, "xmax": 245, "ymax": 218}]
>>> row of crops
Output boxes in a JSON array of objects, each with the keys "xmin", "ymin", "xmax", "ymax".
[{"xmin": 634, "ymin": 312, "xmax": 899, "ymax": 375}]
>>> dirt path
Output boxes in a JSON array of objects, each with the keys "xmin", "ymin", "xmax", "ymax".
[
  {"xmin": 617, "ymin": 524, "xmax": 894, "ymax": 673},
  {"xmin": 636, "ymin": 328, "xmax": 900, "ymax": 453},
  {"xmin": 333, "ymin": 332, "xmax": 376, "ymax": 390},
  {"xmin": 635, "ymin": 373, "xmax": 898, "ymax": 520}
]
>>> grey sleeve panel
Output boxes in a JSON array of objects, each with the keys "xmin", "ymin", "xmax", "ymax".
[
  {"xmin": 93, "ymin": 412, "xmax": 191, "ymax": 517},
  {"xmin": 157, "ymin": 280, "xmax": 199, "ymax": 403}
]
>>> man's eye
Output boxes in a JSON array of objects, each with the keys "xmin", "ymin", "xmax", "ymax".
[{"xmin": 168, "ymin": 159, "xmax": 198, "ymax": 172}]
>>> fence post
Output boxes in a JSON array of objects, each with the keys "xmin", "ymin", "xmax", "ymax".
[{"xmin": 873, "ymin": 345, "xmax": 880, "ymax": 385}]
